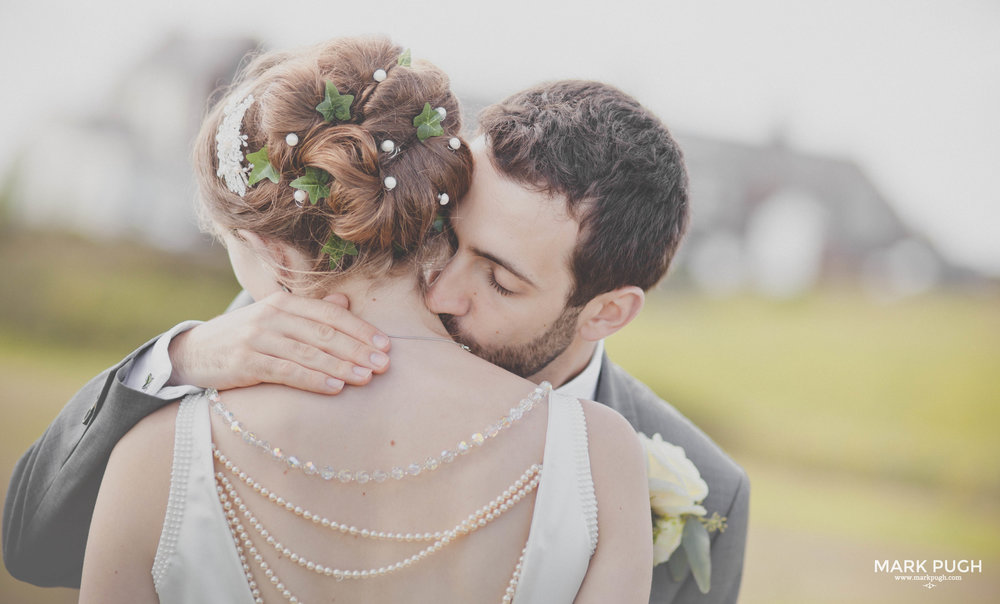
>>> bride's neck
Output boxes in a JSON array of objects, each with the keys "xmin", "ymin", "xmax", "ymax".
[{"xmin": 317, "ymin": 272, "xmax": 445, "ymax": 339}]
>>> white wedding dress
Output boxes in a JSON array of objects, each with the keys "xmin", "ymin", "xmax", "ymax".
[{"xmin": 151, "ymin": 390, "xmax": 599, "ymax": 603}]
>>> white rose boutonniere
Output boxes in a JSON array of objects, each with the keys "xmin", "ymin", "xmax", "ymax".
[{"xmin": 639, "ymin": 432, "xmax": 728, "ymax": 594}]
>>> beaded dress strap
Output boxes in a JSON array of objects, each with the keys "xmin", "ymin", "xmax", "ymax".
[
  {"xmin": 568, "ymin": 397, "xmax": 598, "ymax": 553},
  {"xmin": 151, "ymin": 394, "xmax": 200, "ymax": 590},
  {"xmin": 511, "ymin": 392, "xmax": 598, "ymax": 603}
]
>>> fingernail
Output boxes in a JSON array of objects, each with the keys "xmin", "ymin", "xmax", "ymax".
[
  {"xmin": 326, "ymin": 378, "xmax": 345, "ymax": 391},
  {"xmin": 370, "ymin": 351, "xmax": 389, "ymax": 368},
  {"xmin": 372, "ymin": 334, "xmax": 389, "ymax": 349},
  {"xmin": 353, "ymin": 366, "xmax": 372, "ymax": 379}
]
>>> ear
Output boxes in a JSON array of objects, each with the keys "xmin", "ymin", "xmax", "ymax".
[
  {"xmin": 234, "ymin": 229, "xmax": 313, "ymax": 283},
  {"xmin": 577, "ymin": 286, "xmax": 645, "ymax": 341}
]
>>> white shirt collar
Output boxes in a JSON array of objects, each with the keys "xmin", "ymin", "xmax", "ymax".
[{"xmin": 554, "ymin": 340, "xmax": 605, "ymax": 401}]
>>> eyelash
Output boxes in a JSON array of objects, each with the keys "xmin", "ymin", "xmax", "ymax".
[{"xmin": 487, "ymin": 269, "xmax": 514, "ymax": 297}]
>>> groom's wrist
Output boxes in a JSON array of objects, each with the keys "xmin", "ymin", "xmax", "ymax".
[
  {"xmin": 122, "ymin": 320, "xmax": 201, "ymax": 395},
  {"xmin": 165, "ymin": 326, "xmax": 198, "ymax": 387}
]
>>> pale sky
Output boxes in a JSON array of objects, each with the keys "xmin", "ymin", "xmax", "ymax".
[{"xmin": 2, "ymin": 0, "xmax": 998, "ymax": 274}]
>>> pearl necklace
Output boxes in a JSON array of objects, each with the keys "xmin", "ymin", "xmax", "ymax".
[
  {"xmin": 209, "ymin": 382, "xmax": 550, "ymax": 483},
  {"xmin": 213, "ymin": 445, "xmax": 540, "ymax": 602}
]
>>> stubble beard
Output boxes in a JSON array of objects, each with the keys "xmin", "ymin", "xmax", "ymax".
[{"xmin": 439, "ymin": 305, "xmax": 582, "ymax": 379}]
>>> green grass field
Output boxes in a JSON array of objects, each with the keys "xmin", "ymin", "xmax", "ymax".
[
  {"xmin": 608, "ymin": 291, "xmax": 1000, "ymax": 501},
  {"xmin": 1, "ymin": 230, "xmax": 998, "ymax": 602},
  {"xmin": 607, "ymin": 292, "xmax": 1000, "ymax": 602}
]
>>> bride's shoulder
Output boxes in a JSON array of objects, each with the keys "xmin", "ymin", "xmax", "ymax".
[
  {"xmin": 119, "ymin": 398, "xmax": 185, "ymax": 453},
  {"xmin": 576, "ymin": 398, "xmax": 641, "ymax": 453},
  {"xmin": 105, "ymin": 397, "xmax": 187, "ymax": 494},
  {"xmin": 581, "ymin": 398, "xmax": 648, "ymax": 510},
  {"xmin": 88, "ymin": 397, "xmax": 188, "ymax": 573},
  {"xmin": 570, "ymin": 397, "xmax": 647, "ymax": 495}
]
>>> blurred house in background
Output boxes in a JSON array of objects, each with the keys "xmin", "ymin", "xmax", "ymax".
[
  {"xmin": 674, "ymin": 132, "xmax": 975, "ymax": 299},
  {"xmin": 4, "ymin": 34, "xmax": 984, "ymax": 297}
]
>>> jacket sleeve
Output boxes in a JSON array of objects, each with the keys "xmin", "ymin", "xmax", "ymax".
[
  {"xmin": 2, "ymin": 292, "xmax": 254, "ymax": 587},
  {"xmin": 2, "ymin": 337, "xmax": 180, "ymax": 588}
]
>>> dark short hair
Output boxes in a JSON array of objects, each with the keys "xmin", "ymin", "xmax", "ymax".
[{"xmin": 478, "ymin": 80, "xmax": 689, "ymax": 307}]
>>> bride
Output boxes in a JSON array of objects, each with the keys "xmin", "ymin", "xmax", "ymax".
[{"xmin": 78, "ymin": 36, "xmax": 650, "ymax": 603}]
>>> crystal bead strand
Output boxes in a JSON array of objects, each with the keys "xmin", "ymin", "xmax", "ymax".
[{"xmin": 208, "ymin": 381, "xmax": 551, "ymax": 484}]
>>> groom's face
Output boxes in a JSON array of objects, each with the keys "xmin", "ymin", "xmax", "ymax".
[{"xmin": 425, "ymin": 140, "xmax": 584, "ymax": 380}]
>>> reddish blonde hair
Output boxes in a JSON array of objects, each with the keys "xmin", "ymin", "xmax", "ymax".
[{"xmin": 194, "ymin": 36, "xmax": 473, "ymax": 285}]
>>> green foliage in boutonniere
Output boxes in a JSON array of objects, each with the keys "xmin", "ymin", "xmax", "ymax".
[
  {"xmin": 290, "ymin": 167, "xmax": 331, "ymax": 205},
  {"xmin": 397, "ymin": 48, "xmax": 411, "ymax": 66},
  {"xmin": 413, "ymin": 102, "xmax": 444, "ymax": 142},
  {"xmin": 639, "ymin": 432, "xmax": 728, "ymax": 594},
  {"xmin": 246, "ymin": 146, "xmax": 279, "ymax": 187},
  {"xmin": 316, "ymin": 81, "xmax": 354, "ymax": 122},
  {"xmin": 322, "ymin": 232, "xmax": 358, "ymax": 269}
]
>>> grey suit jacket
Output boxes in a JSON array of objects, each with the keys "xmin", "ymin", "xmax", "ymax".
[
  {"xmin": 2, "ymin": 336, "xmax": 174, "ymax": 587},
  {"xmin": 2, "ymin": 292, "xmax": 257, "ymax": 587},
  {"xmin": 596, "ymin": 355, "xmax": 749, "ymax": 603},
  {"xmin": 4, "ymin": 314, "xmax": 748, "ymax": 603}
]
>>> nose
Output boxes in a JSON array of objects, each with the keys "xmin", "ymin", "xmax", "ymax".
[{"xmin": 426, "ymin": 258, "xmax": 471, "ymax": 317}]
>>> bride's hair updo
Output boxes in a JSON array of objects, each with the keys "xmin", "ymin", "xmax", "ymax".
[{"xmin": 194, "ymin": 36, "xmax": 473, "ymax": 284}]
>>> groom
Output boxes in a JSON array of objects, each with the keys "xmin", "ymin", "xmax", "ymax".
[{"xmin": 4, "ymin": 80, "xmax": 749, "ymax": 602}]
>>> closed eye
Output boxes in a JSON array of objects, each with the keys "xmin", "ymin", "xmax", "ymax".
[{"xmin": 487, "ymin": 269, "xmax": 514, "ymax": 296}]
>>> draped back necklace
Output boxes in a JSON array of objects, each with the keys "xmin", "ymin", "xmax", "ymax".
[
  {"xmin": 215, "ymin": 445, "xmax": 539, "ymax": 602},
  {"xmin": 210, "ymin": 380, "xmax": 551, "ymax": 603}
]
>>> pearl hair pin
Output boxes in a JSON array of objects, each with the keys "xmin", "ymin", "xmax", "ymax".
[
  {"xmin": 435, "ymin": 107, "xmax": 447, "ymax": 119},
  {"xmin": 373, "ymin": 68, "xmax": 387, "ymax": 82},
  {"xmin": 383, "ymin": 176, "xmax": 397, "ymax": 190},
  {"xmin": 285, "ymin": 133, "xmax": 299, "ymax": 147},
  {"xmin": 293, "ymin": 189, "xmax": 308, "ymax": 206},
  {"xmin": 448, "ymin": 137, "xmax": 461, "ymax": 150},
  {"xmin": 380, "ymin": 140, "xmax": 395, "ymax": 153},
  {"xmin": 437, "ymin": 193, "xmax": 449, "ymax": 206}
]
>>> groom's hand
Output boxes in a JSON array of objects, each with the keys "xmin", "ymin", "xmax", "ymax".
[{"xmin": 167, "ymin": 291, "xmax": 390, "ymax": 394}]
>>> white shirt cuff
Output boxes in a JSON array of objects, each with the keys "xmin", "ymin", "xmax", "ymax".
[{"xmin": 122, "ymin": 320, "xmax": 204, "ymax": 399}]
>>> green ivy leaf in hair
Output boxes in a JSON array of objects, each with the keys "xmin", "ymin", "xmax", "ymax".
[
  {"xmin": 322, "ymin": 232, "xmax": 359, "ymax": 269},
  {"xmin": 432, "ymin": 214, "xmax": 446, "ymax": 233},
  {"xmin": 397, "ymin": 49, "xmax": 411, "ymax": 66},
  {"xmin": 290, "ymin": 167, "xmax": 332, "ymax": 205},
  {"xmin": 413, "ymin": 102, "xmax": 444, "ymax": 142},
  {"xmin": 316, "ymin": 81, "xmax": 354, "ymax": 122},
  {"xmin": 246, "ymin": 146, "xmax": 279, "ymax": 186}
]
